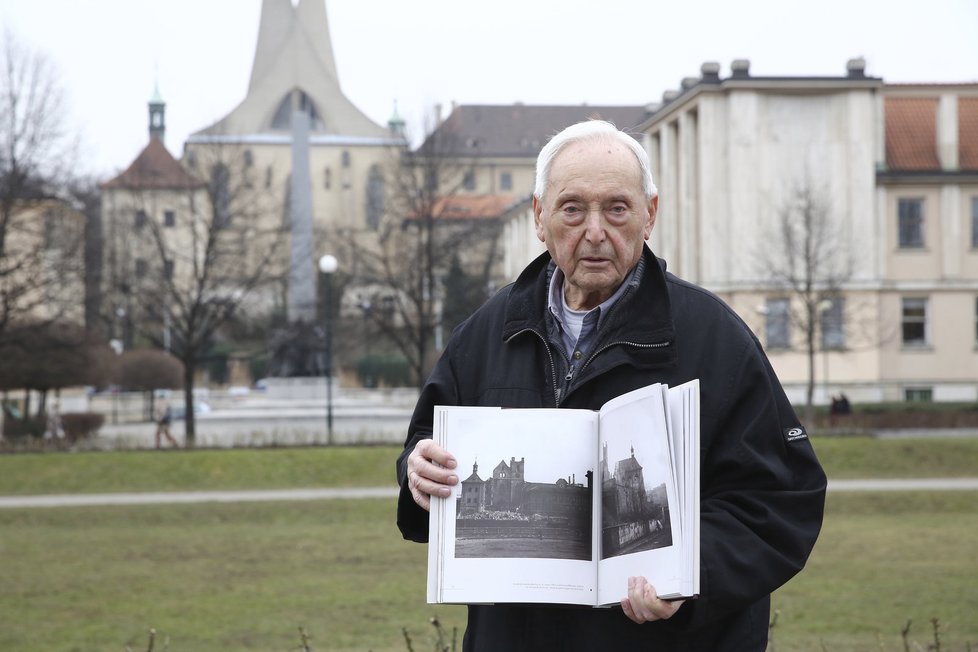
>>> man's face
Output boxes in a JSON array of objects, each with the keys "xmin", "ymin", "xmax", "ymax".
[{"xmin": 533, "ymin": 138, "xmax": 657, "ymax": 311}]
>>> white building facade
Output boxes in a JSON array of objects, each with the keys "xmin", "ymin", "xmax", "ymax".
[{"xmin": 639, "ymin": 59, "xmax": 978, "ymax": 404}]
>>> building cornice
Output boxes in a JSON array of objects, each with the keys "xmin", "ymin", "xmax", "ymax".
[
  {"xmin": 876, "ymin": 170, "xmax": 978, "ymax": 185},
  {"xmin": 706, "ymin": 278, "xmax": 978, "ymax": 294},
  {"xmin": 185, "ymin": 133, "xmax": 407, "ymax": 147},
  {"xmin": 639, "ymin": 76, "xmax": 883, "ymax": 131}
]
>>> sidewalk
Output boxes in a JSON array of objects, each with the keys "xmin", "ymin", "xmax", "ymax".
[
  {"xmin": 2, "ymin": 478, "xmax": 977, "ymax": 509},
  {"xmin": 0, "ymin": 486, "xmax": 400, "ymax": 509}
]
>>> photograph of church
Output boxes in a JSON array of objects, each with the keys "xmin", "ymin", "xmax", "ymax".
[
  {"xmin": 454, "ymin": 456, "xmax": 593, "ymax": 561},
  {"xmin": 600, "ymin": 443, "xmax": 673, "ymax": 559}
]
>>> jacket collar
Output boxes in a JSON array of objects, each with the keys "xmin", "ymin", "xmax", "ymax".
[{"xmin": 502, "ymin": 246, "xmax": 675, "ymax": 347}]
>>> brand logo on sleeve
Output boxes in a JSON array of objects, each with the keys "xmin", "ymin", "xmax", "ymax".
[{"xmin": 784, "ymin": 427, "xmax": 808, "ymax": 442}]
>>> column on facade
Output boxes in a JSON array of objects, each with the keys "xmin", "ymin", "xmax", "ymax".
[{"xmin": 677, "ymin": 109, "xmax": 700, "ymax": 284}]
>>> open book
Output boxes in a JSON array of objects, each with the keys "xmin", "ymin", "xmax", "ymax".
[{"xmin": 427, "ymin": 380, "xmax": 699, "ymax": 607}]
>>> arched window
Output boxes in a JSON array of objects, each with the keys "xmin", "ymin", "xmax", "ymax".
[
  {"xmin": 270, "ymin": 89, "xmax": 324, "ymax": 131},
  {"xmin": 366, "ymin": 164, "xmax": 385, "ymax": 230},
  {"xmin": 211, "ymin": 163, "xmax": 231, "ymax": 227}
]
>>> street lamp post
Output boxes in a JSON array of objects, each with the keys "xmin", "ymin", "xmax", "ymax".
[{"xmin": 318, "ymin": 254, "xmax": 338, "ymax": 445}]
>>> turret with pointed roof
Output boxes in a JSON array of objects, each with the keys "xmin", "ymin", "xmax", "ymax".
[{"xmin": 103, "ymin": 88, "xmax": 202, "ymax": 191}]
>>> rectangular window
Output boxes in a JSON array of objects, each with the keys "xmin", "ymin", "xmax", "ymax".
[
  {"xmin": 904, "ymin": 387, "xmax": 933, "ymax": 402},
  {"xmin": 463, "ymin": 170, "xmax": 476, "ymax": 191},
  {"xmin": 164, "ymin": 210, "xmax": 175, "ymax": 227},
  {"xmin": 134, "ymin": 209, "xmax": 148, "ymax": 230},
  {"xmin": 135, "ymin": 259, "xmax": 148, "ymax": 278},
  {"xmin": 820, "ymin": 297, "xmax": 846, "ymax": 350},
  {"xmin": 971, "ymin": 197, "xmax": 978, "ymax": 249},
  {"xmin": 897, "ymin": 198, "xmax": 924, "ymax": 248},
  {"xmin": 765, "ymin": 298, "xmax": 791, "ymax": 349},
  {"xmin": 500, "ymin": 171, "xmax": 513, "ymax": 191},
  {"xmin": 163, "ymin": 259, "xmax": 174, "ymax": 280},
  {"xmin": 901, "ymin": 297, "xmax": 927, "ymax": 346}
]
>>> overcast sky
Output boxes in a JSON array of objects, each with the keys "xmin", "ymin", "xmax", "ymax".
[{"xmin": 3, "ymin": 0, "xmax": 976, "ymax": 178}]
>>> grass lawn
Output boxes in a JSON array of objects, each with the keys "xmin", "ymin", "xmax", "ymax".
[
  {"xmin": 0, "ymin": 438, "xmax": 976, "ymax": 650},
  {"xmin": 771, "ymin": 492, "xmax": 978, "ymax": 651},
  {"xmin": 0, "ymin": 499, "xmax": 467, "ymax": 652},
  {"xmin": 811, "ymin": 436, "xmax": 978, "ymax": 479},
  {"xmin": 0, "ymin": 436, "xmax": 976, "ymax": 497},
  {"xmin": 1, "ymin": 492, "xmax": 976, "ymax": 651},
  {"xmin": 0, "ymin": 446, "xmax": 402, "ymax": 495}
]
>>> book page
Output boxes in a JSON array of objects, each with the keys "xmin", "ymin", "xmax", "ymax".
[
  {"xmin": 666, "ymin": 380, "xmax": 700, "ymax": 598},
  {"xmin": 429, "ymin": 406, "xmax": 601, "ymax": 605},
  {"xmin": 596, "ymin": 384, "xmax": 685, "ymax": 604}
]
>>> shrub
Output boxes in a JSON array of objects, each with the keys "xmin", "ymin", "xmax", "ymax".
[
  {"xmin": 249, "ymin": 353, "xmax": 271, "ymax": 384},
  {"xmin": 1, "ymin": 414, "xmax": 46, "ymax": 439},
  {"xmin": 357, "ymin": 353, "xmax": 411, "ymax": 388},
  {"xmin": 61, "ymin": 412, "xmax": 106, "ymax": 441},
  {"xmin": 115, "ymin": 350, "xmax": 183, "ymax": 391}
]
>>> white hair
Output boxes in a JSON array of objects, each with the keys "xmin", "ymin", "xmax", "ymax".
[{"xmin": 533, "ymin": 120, "xmax": 658, "ymax": 201}]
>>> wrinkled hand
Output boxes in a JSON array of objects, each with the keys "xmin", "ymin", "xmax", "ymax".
[
  {"xmin": 621, "ymin": 576, "xmax": 685, "ymax": 624},
  {"xmin": 406, "ymin": 439, "xmax": 458, "ymax": 512}
]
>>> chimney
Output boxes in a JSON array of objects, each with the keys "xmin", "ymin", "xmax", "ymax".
[
  {"xmin": 846, "ymin": 57, "xmax": 867, "ymax": 79},
  {"xmin": 731, "ymin": 59, "xmax": 751, "ymax": 79},
  {"xmin": 700, "ymin": 61, "xmax": 721, "ymax": 83}
]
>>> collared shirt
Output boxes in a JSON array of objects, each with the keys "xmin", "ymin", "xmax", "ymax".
[{"xmin": 546, "ymin": 262, "xmax": 642, "ymax": 363}]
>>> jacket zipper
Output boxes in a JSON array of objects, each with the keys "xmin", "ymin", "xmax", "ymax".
[
  {"xmin": 505, "ymin": 328, "xmax": 561, "ymax": 407},
  {"xmin": 581, "ymin": 338, "xmax": 672, "ymax": 375},
  {"xmin": 562, "ymin": 339, "xmax": 672, "ymax": 402}
]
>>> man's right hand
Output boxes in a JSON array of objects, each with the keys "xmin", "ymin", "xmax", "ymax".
[{"xmin": 406, "ymin": 439, "xmax": 459, "ymax": 511}]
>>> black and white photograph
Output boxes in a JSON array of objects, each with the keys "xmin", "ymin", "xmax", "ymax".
[
  {"xmin": 599, "ymin": 435, "xmax": 674, "ymax": 560},
  {"xmin": 453, "ymin": 451, "xmax": 593, "ymax": 561},
  {"xmin": 442, "ymin": 410, "xmax": 597, "ymax": 561}
]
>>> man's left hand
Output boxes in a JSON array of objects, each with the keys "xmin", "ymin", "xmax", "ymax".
[{"xmin": 620, "ymin": 576, "xmax": 685, "ymax": 624}]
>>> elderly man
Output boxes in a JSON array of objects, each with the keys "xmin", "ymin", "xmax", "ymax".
[{"xmin": 396, "ymin": 120, "xmax": 826, "ymax": 650}]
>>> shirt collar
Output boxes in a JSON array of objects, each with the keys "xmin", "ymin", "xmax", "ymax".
[{"xmin": 546, "ymin": 262, "xmax": 642, "ymax": 330}]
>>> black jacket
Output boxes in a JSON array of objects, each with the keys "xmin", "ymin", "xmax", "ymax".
[{"xmin": 397, "ymin": 248, "xmax": 826, "ymax": 651}]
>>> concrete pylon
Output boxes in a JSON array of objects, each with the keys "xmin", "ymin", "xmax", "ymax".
[{"xmin": 288, "ymin": 89, "xmax": 317, "ymax": 324}]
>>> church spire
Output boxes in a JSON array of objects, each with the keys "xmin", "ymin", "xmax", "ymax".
[
  {"xmin": 192, "ymin": 0, "xmax": 388, "ymax": 139},
  {"xmin": 388, "ymin": 100, "xmax": 407, "ymax": 138},
  {"xmin": 249, "ymin": 0, "xmax": 339, "ymax": 93},
  {"xmin": 149, "ymin": 79, "xmax": 165, "ymax": 142}
]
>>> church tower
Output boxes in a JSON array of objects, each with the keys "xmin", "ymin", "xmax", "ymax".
[
  {"xmin": 189, "ymin": 0, "xmax": 395, "ymax": 139},
  {"xmin": 183, "ymin": 0, "xmax": 405, "ymax": 324},
  {"xmin": 149, "ymin": 82, "xmax": 165, "ymax": 142}
]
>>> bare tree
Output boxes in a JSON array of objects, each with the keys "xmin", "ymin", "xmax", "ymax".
[
  {"xmin": 122, "ymin": 145, "xmax": 286, "ymax": 445},
  {"xmin": 343, "ymin": 117, "xmax": 503, "ymax": 387},
  {"xmin": 0, "ymin": 29, "xmax": 83, "ymax": 349},
  {"xmin": 755, "ymin": 179, "xmax": 855, "ymax": 425}
]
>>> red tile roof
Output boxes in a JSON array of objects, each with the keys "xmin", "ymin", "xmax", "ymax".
[
  {"xmin": 885, "ymin": 97, "xmax": 939, "ymax": 171},
  {"xmin": 428, "ymin": 194, "xmax": 520, "ymax": 221},
  {"xmin": 958, "ymin": 98, "xmax": 978, "ymax": 170},
  {"xmin": 101, "ymin": 138, "xmax": 205, "ymax": 190}
]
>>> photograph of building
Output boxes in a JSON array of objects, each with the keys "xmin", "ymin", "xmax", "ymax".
[
  {"xmin": 455, "ymin": 456, "xmax": 593, "ymax": 561},
  {"xmin": 600, "ymin": 443, "xmax": 673, "ymax": 560}
]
